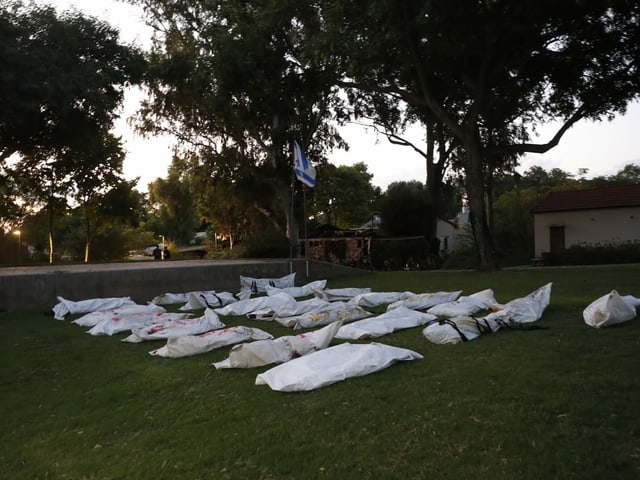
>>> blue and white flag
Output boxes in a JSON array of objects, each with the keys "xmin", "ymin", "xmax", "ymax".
[{"xmin": 293, "ymin": 140, "xmax": 316, "ymax": 188}]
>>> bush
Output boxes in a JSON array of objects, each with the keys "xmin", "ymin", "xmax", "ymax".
[
  {"xmin": 371, "ymin": 237, "xmax": 432, "ymax": 270},
  {"xmin": 239, "ymin": 231, "xmax": 290, "ymax": 258},
  {"xmin": 548, "ymin": 240, "xmax": 640, "ymax": 266},
  {"xmin": 440, "ymin": 245, "xmax": 479, "ymax": 269}
]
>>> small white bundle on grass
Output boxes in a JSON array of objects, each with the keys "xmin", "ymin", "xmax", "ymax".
[{"xmin": 583, "ymin": 290, "xmax": 640, "ymax": 328}]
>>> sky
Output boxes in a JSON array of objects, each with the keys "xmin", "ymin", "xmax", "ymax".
[{"xmin": 39, "ymin": 0, "xmax": 640, "ymax": 191}]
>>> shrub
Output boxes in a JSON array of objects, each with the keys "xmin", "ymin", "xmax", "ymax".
[
  {"xmin": 239, "ymin": 230, "xmax": 290, "ymax": 258},
  {"xmin": 371, "ymin": 237, "xmax": 431, "ymax": 270},
  {"xmin": 548, "ymin": 240, "xmax": 640, "ymax": 265}
]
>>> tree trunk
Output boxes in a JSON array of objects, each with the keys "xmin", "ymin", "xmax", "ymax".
[
  {"xmin": 484, "ymin": 158, "xmax": 495, "ymax": 235},
  {"xmin": 48, "ymin": 194, "xmax": 54, "ymax": 265},
  {"xmin": 48, "ymin": 231, "xmax": 54, "ymax": 265},
  {"xmin": 424, "ymin": 121, "xmax": 451, "ymax": 256},
  {"xmin": 464, "ymin": 140, "xmax": 498, "ymax": 270},
  {"xmin": 84, "ymin": 212, "xmax": 92, "ymax": 263},
  {"xmin": 424, "ymin": 122, "xmax": 440, "ymax": 242}
]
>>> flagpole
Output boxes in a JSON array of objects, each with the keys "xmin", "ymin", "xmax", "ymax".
[
  {"xmin": 292, "ymin": 139, "xmax": 316, "ymax": 277},
  {"xmin": 289, "ymin": 165, "xmax": 295, "ymax": 276},
  {"xmin": 303, "ymin": 186, "xmax": 309, "ymax": 278}
]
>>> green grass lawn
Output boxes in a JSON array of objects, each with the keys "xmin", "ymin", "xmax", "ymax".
[{"xmin": 1, "ymin": 265, "xmax": 639, "ymax": 479}]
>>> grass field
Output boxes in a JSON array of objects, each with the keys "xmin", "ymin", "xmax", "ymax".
[{"xmin": 1, "ymin": 265, "xmax": 639, "ymax": 479}]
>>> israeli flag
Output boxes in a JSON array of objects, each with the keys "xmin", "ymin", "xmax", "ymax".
[{"xmin": 293, "ymin": 140, "xmax": 316, "ymax": 188}]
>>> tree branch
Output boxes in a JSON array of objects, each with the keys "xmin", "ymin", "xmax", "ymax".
[
  {"xmin": 337, "ymin": 79, "xmax": 465, "ymax": 142},
  {"xmin": 352, "ymin": 120, "xmax": 428, "ymax": 160},
  {"xmin": 491, "ymin": 106, "xmax": 587, "ymax": 156}
]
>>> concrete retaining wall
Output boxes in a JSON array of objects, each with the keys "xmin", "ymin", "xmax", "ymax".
[{"xmin": 0, "ymin": 259, "xmax": 368, "ymax": 313}]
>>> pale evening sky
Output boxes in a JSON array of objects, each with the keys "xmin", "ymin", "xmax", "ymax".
[{"xmin": 37, "ymin": 0, "xmax": 640, "ymax": 191}]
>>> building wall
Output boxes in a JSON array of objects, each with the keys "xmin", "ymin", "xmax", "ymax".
[
  {"xmin": 436, "ymin": 220, "xmax": 457, "ymax": 252},
  {"xmin": 533, "ymin": 206, "xmax": 640, "ymax": 257}
]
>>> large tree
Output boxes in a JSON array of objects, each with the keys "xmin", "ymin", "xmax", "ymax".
[
  {"xmin": 187, "ymin": 146, "xmax": 285, "ymax": 250},
  {"xmin": 0, "ymin": 162, "xmax": 23, "ymax": 232},
  {"xmin": 0, "ymin": 3, "xmax": 146, "ymax": 161},
  {"xmin": 342, "ymin": 82, "xmax": 463, "ymax": 250},
  {"xmin": 1, "ymin": 2, "xmax": 146, "ymax": 261},
  {"xmin": 310, "ymin": 162, "xmax": 380, "ymax": 228},
  {"xmin": 321, "ymin": 0, "xmax": 640, "ymax": 269},
  {"xmin": 129, "ymin": 0, "xmax": 346, "ymax": 255},
  {"xmin": 378, "ymin": 180, "xmax": 430, "ymax": 237}
]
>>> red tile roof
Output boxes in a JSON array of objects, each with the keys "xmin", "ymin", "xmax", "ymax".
[{"xmin": 531, "ymin": 184, "xmax": 640, "ymax": 213}]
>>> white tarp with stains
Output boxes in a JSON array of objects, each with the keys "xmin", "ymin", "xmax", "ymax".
[
  {"xmin": 583, "ymin": 290, "xmax": 640, "ymax": 328},
  {"xmin": 265, "ymin": 280, "xmax": 327, "ymax": 298},
  {"xmin": 87, "ymin": 312, "xmax": 192, "ymax": 336},
  {"xmin": 335, "ymin": 306, "xmax": 436, "ymax": 340},
  {"xmin": 484, "ymin": 283, "xmax": 552, "ymax": 324},
  {"xmin": 255, "ymin": 342, "xmax": 423, "ymax": 392},
  {"xmin": 52, "ymin": 296, "xmax": 136, "ymax": 320},
  {"xmin": 275, "ymin": 301, "xmax": 372, "ymax": 329},
  {"xmin": 178, "ymin": 291, "xmax": 238, "ymax": 310},
  {"xmin": 312, "ymin": 287, "xmax": 372, "ymax": 302},
  {"xmin": 387, "ymin": 291, "xmax": 463, "ymax": 311},
  {"xmin": 239, "ymin": 272, "xmax": 296, "ymax": 295},
  {"xmin": 72, "ymin": 303, "xmax": 166, "ymax": 327},
  {"xmin": 215, "ymin": 292, "xmax": 295, "ymax": 317},
  {"xmin": 426, "ymin": 289, "xmax": 499, "ymax": 318},
  {"xmin": 213, "ymin": 321, "xmax": 343, "ymax": 369},
  {"xmin": 149, "ymin": 326, "xmax": 273, "ymax": 358},
  {"xmin": 122, "ymin": 308, "xmax": 225, "ymax": 343},
  {"xmin": 423, "ymin": 316, "xmax": 504, "ymax": 344},
  {"xmin": 247, "ymin": 297, "xmax": 332, "ymax": 321},
  {"xmin": 347, "ymin": 291, "xmax": 416, "ymax": 308}
]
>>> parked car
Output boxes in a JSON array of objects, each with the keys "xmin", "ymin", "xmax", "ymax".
[{"xmin": 144, "ymin": 245, "xmax": 161, "ymax": 256}]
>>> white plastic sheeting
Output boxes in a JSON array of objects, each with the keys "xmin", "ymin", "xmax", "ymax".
[
  {"xmin": 249, "ymin": 297, "xmax": 332, "ymax": 321},
  {"xmin": 240, "ymin": 272, "xmax": 296, "ymax": 295},
  {"xmin": 151, "ymin": 290, "xmax": 237, "ymax": 308},
  {"xmin": 255, "ymin": 342, "xmax": 423, "ymax": 392},
  {"xmin": 214, "ymin": 292, "xmax": 295, "ymax": 317},
  {"xmin": 72, "ymin": 304, "xmax": 166, "ymax": 327},
  {"xmin": 275, "ymin": 301, "xmax": 373, "ymax": 329},
  {"xmin": 265, "ymin": 279, "xmax": 327, "ymax": 298},
  {"xmin": 347, "ymin": 291, "xmax": 416, "ymax": 308},
  {"xmin": 387, "ymin": 291, "xmax": 463, "ymax": 311},
  {"xmin": 178, "ymin": 291, "xmax": 238, "ymax": 310},
  {"xmin": 423, "ymin": 316, "xmax": 503, "ymax": 344},
  {"xmin": 484, "ymin": 283, "xmax": 552, "ymax": 324},
  {"xmin": 583, "ymin": 290, "xmax": 639, "ymax": 328},
  {"xmin": 87, "ymin": 312, "xmax": 192, "ymax": 336},
  {"xmin": 312, "ymin": 287, "xmax": 372, "ymax": 302},
  {"xmin": 421, "ymin": 284, "xmax": 553, "ymax": 344},
  {"xmin": 151, "ymin": 292, "xmax": 191, "ymax": 305},
  {"xmin": 52, "ymin": 296, "xmax": 136, "ymax": 320},
  {"xmin": 149, "ymin": 326, "xmax": 273, "ymax": 358},
  {"xmin": 427, "ymin": 289, "xmax": 498, "ymax": 318},
  {"xmin": 335, "ymin": 306, "xmax": 437, "ymax": 340},
  {"xmin": 625, "ymin": 295, "xmax": 640, "ymax": 309},
  {"xmin": 213, "ymin": 321, "xmax": 343, "ymax": 369},
  {"xmin": 122, "ymin": 308, "xmax": 225, "ymax": 343}
]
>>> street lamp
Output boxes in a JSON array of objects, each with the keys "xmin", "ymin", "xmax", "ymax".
[{"xmin": 13, "ymin": 230, "xmax": 21, "ymax": 265}]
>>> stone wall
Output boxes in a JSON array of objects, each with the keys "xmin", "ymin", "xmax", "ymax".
[{"xmin": 0, "ymin": 259, "xmax": 367, "ymax": 313}]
